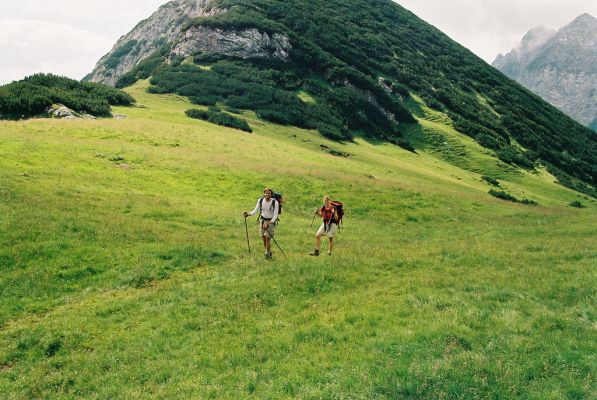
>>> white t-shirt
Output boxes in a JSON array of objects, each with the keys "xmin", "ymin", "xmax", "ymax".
[{"xmin": 248, "ymin": 197, "xmax": 279, "ymax": 223}]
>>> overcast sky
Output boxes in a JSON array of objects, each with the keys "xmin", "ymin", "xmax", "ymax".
[{"xmin": 1, "ymin": 0, "xmax": 596, "ymax": 85}]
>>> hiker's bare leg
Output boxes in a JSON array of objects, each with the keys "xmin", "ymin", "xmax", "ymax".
[
  {"xmin": 328, "ymin": 237, "xmax": 334, "ymax": 254},
  {"xmin": 265, "ymin": 236, "xmax": 272, "ymax": 255},
  {"xmin": 262, "ymin": 236, "xmax": 267, "ymax": 253},
  {"xmin": 315, "ymin": 234, "xmax": 323, "ymax": 251}
]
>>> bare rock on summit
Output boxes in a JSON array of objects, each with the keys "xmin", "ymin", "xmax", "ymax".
[
  {"xmin": 172, "ymin": 26, "xmax": 291, "ymax": 60},
  {"xmin": 85, "ymin": 0, "xmax": 292, "ymax": 87},
  {"xmin": 85, "ymin": 0, "xmax": 223, "ymax": 86}
]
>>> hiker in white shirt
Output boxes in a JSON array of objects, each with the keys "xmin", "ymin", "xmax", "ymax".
[{"xmin": 243, "ymin": 188, "xmax": 279, "ymax": 259}]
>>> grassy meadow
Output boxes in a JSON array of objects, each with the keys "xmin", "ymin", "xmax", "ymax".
[{"xmin": 0, "ymin": 81, "xmax": 595, "ymax": 399}]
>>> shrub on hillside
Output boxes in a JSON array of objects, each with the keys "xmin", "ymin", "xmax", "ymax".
[
  {"xmin": 481, "ymin": 176, "xmax": 500, "ymax": 186},
  {"xmin": 569, "ymin": 200, "xmax": 585, "ymax": 208},
  {"xmin": 224, "ymin": 106, "xmax": 242, "ymax": 114},
  {"xmin": 185, "ymin": 108, "xmax": 252, "ymax": 132},
  {"xmin": 190, "ymin": 94, "xmax": 218, "ymax": 106},
  {"xmin": 489, "ymin": 189, "xmax": 538, "ymax": 205},
  {"xmin": 0, "ymin": 74, "xmax": 134, "ymax": 120},
  {"xmin": 489, "ymin": 189, "xmax": 518, "ymax": 202},
  {"xmin": 104, "ymin": 40, "xmax": 138, "ymax": 69},
  {"xmin": 496, "ymin": 147, "xmax": 535, "ymax": 169}
]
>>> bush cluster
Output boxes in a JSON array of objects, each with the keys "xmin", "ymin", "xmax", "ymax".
[
  {"xmin": 0, "ymin": 74, "xmax": 134, "ymax": 119},
  {"xmin": 149, "ymin": 61, "xmax": 352, "ymax": 140},
  {"xmin": 185, "ymin": 108, "xmax": 252, "ymax": 133},
  {"xmin": 569, "ymin": 200, "xmax": 585, "ymax": 208},
  {"xmin": 489, "ymin": 189, "xmax": 537, "ymax": 205},
  {"xmin": 481, "ymin": 176, "xmax": 500, "ymax": 186}
]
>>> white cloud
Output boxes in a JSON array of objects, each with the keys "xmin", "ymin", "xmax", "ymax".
[
  {"xmin": 0, "ymin": 0, "xmax": 168, "ymax": 37},
  {"xmin": 0, "ymin": 19, "xmax": 113, "ymax": 84},
  {"xmin": 395, "ymin": 0, "xmax": 597, "ymax": 62},
  {"xmin": 0, "ymin": 0, "xmax": 168, "ymax": 84}
]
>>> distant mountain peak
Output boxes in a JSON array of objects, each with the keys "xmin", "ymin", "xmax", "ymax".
[
  {"xmin": 517, "ymin": 26, "xmax": 557, "ymax": 53},
  {"xmin": 571, "ymin": 13, "xmax": 596, "ymax": 25},
  {"xmin": 492, "ymin": 13, "xmax": 597, "ymax": 131}
]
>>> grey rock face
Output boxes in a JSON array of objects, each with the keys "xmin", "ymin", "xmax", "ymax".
[
  {"xmin": 47, "ymin": 104, "xmax": 97, "ymax": 119},
  {"xmin": 172, "ymin": 26, "xmax": 291, "ymax": 60},
  {"xmin": 87, "ymin": 0, "xmax": 223, "ymax": 86},
  {"xmin": 48, "ymin": 104, "xmax": 78, "ymax": 119},
  {"xmin": 492, "ymin": 14, "xmax": 597, "ymax": 130}
]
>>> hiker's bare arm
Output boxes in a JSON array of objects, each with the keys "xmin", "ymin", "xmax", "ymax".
[{"xmin": 246, "ymin": 200, "xmax": 261, "ymax": 217}]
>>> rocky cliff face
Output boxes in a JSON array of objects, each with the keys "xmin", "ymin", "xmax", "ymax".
[
  {"xmin": 171, "ymin": 26, "xmax": 291, "ymax": 60},
  {"xmin": 492, "ymin": 14, "xmax": 597, "ymax": 130},
  {"xmin": 86, "ymin": 0, "xmax": 221, "ymax": 86},
  {"xmin": 86, "ymin": 0, "xmax": 291, "ymax": 86}
]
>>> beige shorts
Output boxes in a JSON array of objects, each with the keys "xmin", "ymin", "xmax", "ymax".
[
  {"xmin": 259, "ymin": 221, "xmax": 276, "ymax": 238},
  {"xmin": 317, "ymin": 222, "xmax": 338, "ymax": 238}
]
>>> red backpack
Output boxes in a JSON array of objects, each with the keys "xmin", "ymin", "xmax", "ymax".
[
  {"xmin": 331, "ymin": 201, "xmax": 344, "ymax": 225},
  {"xmin": 321, "ymin": 201, "xmax": 344, "ymax": 226}
]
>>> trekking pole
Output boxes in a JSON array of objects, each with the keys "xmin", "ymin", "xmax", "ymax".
[
  {"xmin": 309, "ymin": 209, "xmax": 318, "ymax": 228},
  {"xmin": 244, "ymin": 216, "xmax": 251, "ymax": 255},
  {"xmin": 267, "ymin": 226, "xmax": 288, "ymax": 260}
]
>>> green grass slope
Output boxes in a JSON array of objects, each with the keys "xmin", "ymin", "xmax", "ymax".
[{"xmin": 0, "ymin": 82, "xmax": 595, "ymax": 399}]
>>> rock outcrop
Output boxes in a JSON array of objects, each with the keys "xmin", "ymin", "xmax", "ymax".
[
  {"xmin": 86, "ymin": 0, "xmax": 291, "ymax": 87},
  {"xmin": 47, "ymin": 104, "xmax": 96, "ymax": 120},
  {"xmin": 492, "ymin": 14, "xmax": 597, "ymax": 130},
  {"xmin": 86, "ymin": 0, "xmax": 222, "ymax": 86},
  {"xmin": 171, "ymin": 26, "xmax": 291, "ymax": 60}
]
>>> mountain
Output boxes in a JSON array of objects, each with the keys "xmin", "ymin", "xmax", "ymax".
[
  {"xmin": 87, "ymin": 0, "xmax": 596, "ymax": 197},
  {"xmin": 493, "ymin": 14, "xmax": 597, "ymax": 131}
]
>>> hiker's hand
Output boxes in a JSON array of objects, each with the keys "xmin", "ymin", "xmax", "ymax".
[
  {"xmin": 264, "ymin": 222, "xmax": 270, "ymax": 229},
  {"xmin": 243, "ymin": 211, "xmax": 248, "ymax": 217}
]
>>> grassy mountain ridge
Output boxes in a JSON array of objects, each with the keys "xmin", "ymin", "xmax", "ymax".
[
  {"xmin": 111, "ymin": 0, "xmax": 596, "ymax": 197},
  {"xmin": 0, "ymin": 81, "xmax": 595, "ymax": 398}
]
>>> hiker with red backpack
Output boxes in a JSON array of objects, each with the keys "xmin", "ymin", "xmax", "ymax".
[
  {"xmin": 310, "ymin": 195, "xmax": 343, "ymax": 256},
  {"xmin": 243, "ymin": 188, "xmax": 281, "ymax": 259}
]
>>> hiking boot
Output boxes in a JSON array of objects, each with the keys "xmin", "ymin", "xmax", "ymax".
[
  {"xmin": 309, "ymin": 249, "xmax": 320, "ymax": 256},
  {"xmin": 265, "ymin": 252, "xmax": 273, "ymax": 260},
  {"xmin": 327, "ymin": 251, "xmax": 332, "ymax": 256}
]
